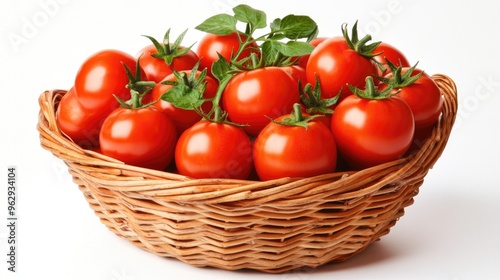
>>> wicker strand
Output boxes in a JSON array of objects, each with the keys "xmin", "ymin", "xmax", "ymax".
[{"xmin": 37, "ymin": 74, "xmax": 457, "ymax": 273}]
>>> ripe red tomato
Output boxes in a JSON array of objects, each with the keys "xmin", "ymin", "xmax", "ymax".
[
  {"xmin": 406, "ymin": 122, "xmax": 434, "ymax": 155},
  {"xmin": 137, "ymin": 44, "xmax": 199, "ymax": 83},
  {"xmin": 380, "ymin": 68, "xmax": 443, "ymax": 130},
  {"xmin": 196, "ymin": 32, "xmax": 259, "ymax": 77},
  {"xmin": 306, "ymin": 36, "xmax": 377, "ymax": 103},
  {"xmin": 301, "ymin": 109, "xmax": 332, "ymax": 130},
  {"xmin": 74, "ymin": 49, "xmax": 141, "ymax": 111},
  {"xmin": 56, "ymin": 87, "xmax": 103, "ymax": 149},
  {"xmin": 175, "ymin": 120, "xmax": 253, "ymax": 179},
  {"xmin": 297, "ymin": 37, "xmax": 327, "ymax": 69},
  {"xmin": 222, "ymin": 67, "xmax": 301, "ymax": 136},
  {"xmin": 253, "ymin": 112, "xmax": 337, "ymax": 181},
  {"xmin": 331, "ymin": 94, "xmax": 415, "ymax": 170},
  {"xmin": 282, "ymin": 65, "xmax": 307, "ymax": 85},
  {"xmin": 373, "ymin": 42, "xmax": 411, "ymax": 77},
  {"xmin": 149, "ymin": 70, "xmax": 218, "ymax": 133},
  {"xmin": 99, "ymin": 106, "xmax": 177, "ymax": 171}
]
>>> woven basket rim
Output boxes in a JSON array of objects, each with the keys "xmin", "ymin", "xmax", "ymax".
[
  {"xmin": 36, "ymin": 74, "xmax": 458, "ymax": 273},
  {"xmin": 37, "ymin": 74, "xmax": 457, "ymax": 205}
]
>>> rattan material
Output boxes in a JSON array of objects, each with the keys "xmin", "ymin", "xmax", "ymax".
[{"xmin": 37, "ymin": 74, "xmax": 457, "ymax": 273}]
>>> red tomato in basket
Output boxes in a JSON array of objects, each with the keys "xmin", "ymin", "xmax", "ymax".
[
  {"xmin": 99, "ymin": 106, "xmax": 177, "ymax": 171},
  {"xmin": 253, "ymin": 113, "xmax": 337, "ymax": 181},
  {"xmin": 379, "ymin": 68, "xmax": 443, "ymax": 130},
  {"xmin": 297, "ymin": 37, "xmax": 327, "ymax": 69},
  {"xmin": 406, "ymin": 122, "xmax": 435, "ymax": 155},
  {"xmin": 196, "ymin": 32, "xmax": 259, "ymax": 77},
  {"xmin": 148, "ymin": 70, "xmax": 218, "ymax": 133},
  {"xmin": 282, "ymin": 65, "xmax": 307, "ymax": 85},
  {"xmin": 175, "ymin": 120, "xmax": 253, "ymax": 179},
  {"xmin": 222, "ymin": 66, "xmax": 301, "ymax": 136},
  {"xmin": 137, "ymin": 44, "xmax": 199, "ymax": 83},
  {"xmin": 373, "ymin": 42, "xmax": 411, "ymax": 77},
  {"xmin": 306, "ymin": 36, "xmax": 378, "ymax": 103},
  {"xmin": 331, "ymin": 94, "xmax": 415, "ymax": 170},
  {"xmin": 74, "ymin": 49, "xmax": 143, "ymax": 111},
  {"xmin": 56, "ymin": 87, "xmax": 103, "ymax": 149}
]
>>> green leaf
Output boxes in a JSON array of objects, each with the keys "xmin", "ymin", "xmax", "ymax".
[
  {"xmin": 195, "ymin": 14, "xmax": 237, "ymax": 35},
  {"xmin": 211, "ymin": 54, "xmax": 233, "ymax": 83},
  {"xmin": 233, "ymin": 4, "xmax": 267, "ymax": 30},
  {"xmin": 161, "ymin": 84, "xmax": 205, "ymax": 110},
  {"xmin": 306, "ymin": 26, "xmax": 320, "ymax": 42},
  {"xmin": 279, "ymin": 41, "xmax": 314, "ymax": 56},
  {"xmin": 260, "ymin": 40, "xmax": 282, "ymax": 65},
  {"xmin": 269, "ymin": 18, "xmax": 281, "ymax": 33},
  {"xmin": 260, "ymin": 40, "xmax": 314, "ymax": 65},
  {"xmin": 268, "ymin": 33, "xmax": 287, "ymax": 41},
  {"xmin": 277, "ymin": 14, "xmax": 318, "ymax": 39}
]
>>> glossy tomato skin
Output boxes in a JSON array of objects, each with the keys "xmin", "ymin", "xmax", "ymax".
[
  {"xmin": 306, "ymin": 36, "xmax": 377, "ymax": 103},
  {"xmin": 253, "ymin": 115, "xmax": 337, "ymax": 181},
  {"xmin": 373, "ymin": 42, "xmax": 411, "ymax": 77},
  {"xmin": 175, "ymin": 120, "xmax": 253, "ymax": 179},
  {"xmin": 137, "ymin": 44, "xmax": 199, "ymax": 83},
  {"xmin": 282, "ymin": 65, "xmax": 307, "ymax": 85},
  {"xmin": 74, "ymin": 49, "xmax": 141, "ymax": 111},
  {"xmin": 196, "ymin": 32, "xmax": 259, "ymax": 77},
  {"xmin": 380, "ymin": 69, "xmax": 442, "ymax": 130},
  {"xmin": 331, "ymin": 95, "xmax": 415, "ymax": 170},
  {"xmin": 406, "ymin": 122, "xmax": 434, "ymax": 155},
  {"xmin": 305, "ymin": 111, "xmax": 332, "ymax": 130},
  {"xmin": 56, "ymin": 87, "xmax": 103, "ymax": 149},
  {"xmin": 99, "ymin": 106, "xmax": 177, "ymax": 171},
  {"xmin": 297, "ymin": 37, "xmax": 327, "ymax": 69},
  {"xmin": 149, "ymin": 70, "xmax": 218, "ymax": 133},
  {"xmin": 222, "ymin": 67, "xmax": 301, "ymax": 136}
]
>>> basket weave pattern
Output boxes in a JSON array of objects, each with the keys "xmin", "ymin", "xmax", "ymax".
[{"xmin": 38, "ymin": 74, "xmax": 457, "ymax": 273}]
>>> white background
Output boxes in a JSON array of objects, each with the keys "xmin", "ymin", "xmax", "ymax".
[{"xmin": 1, "ymin": 0, "xmax": 500, "ymax": 279}]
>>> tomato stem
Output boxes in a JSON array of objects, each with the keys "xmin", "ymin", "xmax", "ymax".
[
  {"xmin": 134, "ymin": 81, "xmax": 156, "ymax": 88},
  {"xmin": 366, "ymin": 77, "xmax": 376, "ymax": 97},
  {"xmin": 233, "ymin": 31, "xmax": 254, "ymax": 63},
  {"xmin": 113, "ymin": 88, "xmax": 149, "ymax": 110},
  {"xmin": 293, "ymin": 103, "xmax": 304, "ymax": 122},
  {"xmin": 214, "ymin": 106, "xmax": 223, "ymax": 122},
  {"xmin": 356, "ymin": 35, "xmax": 372, "ymax": 52},
  {"xmin": 179, "ymin": 71, "xmax": 190, "ymax": 86},
  {"xmin": 211, "ymin": 75, "xmax": 233, "ymax": 113},
  {"xmin": 271, "ymin": 102, "xmax": 323, "ymax": 130},
  {"xmin": 130, "ymin": 89, "xmax": 142, "ymax": 108}
]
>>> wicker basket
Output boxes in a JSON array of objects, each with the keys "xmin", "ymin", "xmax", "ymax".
[{"xmin": 37, "ymin": 74, "xmax": 457, "ymax": 273}]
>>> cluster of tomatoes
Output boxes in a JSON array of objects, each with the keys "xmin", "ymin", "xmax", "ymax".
[{"xmin": 56, "ymin": 5, "xmax": 443, "ymax": 181}]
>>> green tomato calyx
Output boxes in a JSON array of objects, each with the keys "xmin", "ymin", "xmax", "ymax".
[
  {"xmin": 272, "ymin": 103, "xmax": 323, "ymax": 130},
  {"xmin": 348, "ymin": 76, "xmax": 398, "ymax": 100},
  {"xmin": 377, "ymin": 59, "xmax": 424, "ymax": 89},
  {"xmin": 342, "ymin": 20, "xmax": 381, "ymax": 59},
  {"xmin": 299, "ymin": 74, "xmax": 339, "ymax": 115}
]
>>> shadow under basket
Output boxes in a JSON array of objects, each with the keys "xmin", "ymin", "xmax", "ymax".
[{"xmin": 37, "ymin": 74, "xmax": 457, "ymax": 273}]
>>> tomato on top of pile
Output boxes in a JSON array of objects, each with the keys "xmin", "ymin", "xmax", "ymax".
[{"xmin": 56, "ymin": 4, "xmax": 442, "ymax": 181}]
